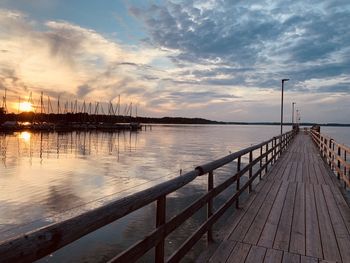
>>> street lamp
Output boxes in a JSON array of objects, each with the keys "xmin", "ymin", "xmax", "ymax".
[
  {"xmin": 280, "ymin": 79, "xmax": 289, "ymax": 135},
  {"xmin": 292, "ymin": 102, "xmax": 296, "ymax": 129}
]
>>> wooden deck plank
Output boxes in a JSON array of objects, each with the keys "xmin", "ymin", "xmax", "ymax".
[
  {"xmin": 228, "ymin": 180, "xmax": 275, "ymax": 242},
  {"xmin": 300, "ymin": 255, "xmax": 318, "ymax": 263},
  {"xmin": 313, "ymin": 162, "xmax": 326, "ymax": 185},
  {"xmin": 264, "ymin": 248, "xmax": 283, "ymax": 263},
  {"xmin": 290, "ymin": 182, "xmax": 306, "ymax": 255},
  {"xmin": 313, "ymin": 184, "xmax": 342, "ymax": 262},
  {"xmin": 222, "ymin": 152, "xmax": 290, "ymax": 240},
  {"xmin": 317, "ymin": 160, "xmax": 334, "ymax": 186},
  {"xmin": 322, "ymin": 185, "xmax": 350, "ymax": 263},
  {"xmin": 221, "ymin": 175, "xmax": 272, "ymax": 240},
  {"xmin": 308, "ymin": 163, "xmax": 319, "ymax": 185},
  {"xmin": 245, "ymin": 245, "xmax": 267, "ymax": 263},
  {"xmin": 305, "ymin": 184, "xmax": 323, "ymax": 259},
  {"xmin": 258, "ymin": 181, "xmax": 289, "ymax": 248},
  {"xmin": 282, "ymin": 251, "xmax": 300, "ymax": 263},
  {"xmin": 327, "ymin": 181, "xmax": 350, "ymax": 235},
  {"xmin": 289, "ymin": 162, "xmax": 298, "ymax": 182},
  {"xmin": 243, "ymin": 180, "xmax": 283, "ymax": 245},
  {"xmin": 208, "ymin": 240, "xmax": 237, "ymax": 263},
  {"xmin": 281, "ymin": 163, "xmax": 293, "ymax": 181},
  {"xmin": 303, "ymin": 162, "xmax": 310, "ymax": 184},
  {"xmin": 273, "ymin": 182, "xmax": 297, "ymax": 251},
  {"xmin": 267, "ymin": 150, "xmax": 292, "ymax": 182},
  {"xmin": 295, "ymin": 162, "xmax": 303, "ymax": 183},
  {"xmin": 208, "ymin": 134, "xmax": 350, "ymax": 263},
  {"xmin": 226, "ymin": 242, "xmax": 251, "ymax": 263}
]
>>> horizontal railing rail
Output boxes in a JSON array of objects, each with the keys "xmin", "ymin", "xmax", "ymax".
[
  {"xmin": 0, "ymin": 130, "xmax": 296, "ymax": 263},
  {"xmin": 310, "ymin": 129, "xmax": 350, "ymax": 188}
]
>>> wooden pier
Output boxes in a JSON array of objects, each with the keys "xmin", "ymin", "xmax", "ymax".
[
  {"xmin": 208, "ymin": 132, "xmax": 350, "ymax": 263},
  {"xmin": 0, "ymin": 129, "xmax": 349, "ymax": 263}
]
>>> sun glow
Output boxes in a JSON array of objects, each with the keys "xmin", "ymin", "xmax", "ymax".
[
  {"xmin": 19, "ymin": 102, "xmax": 33, "ymax": 112},
  {"xmin": 19, "ymin": 132, "xmax": 31, "ymax": 142}
]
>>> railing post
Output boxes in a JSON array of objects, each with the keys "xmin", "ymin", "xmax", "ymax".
[
  {"xmin": 207, "ymin": 171, "xmax": 214, "ymax": 243},
  {"xmin": 284, "ymin": 134, "xmax": 288, "ymax": 150},
  {"xmin": 332, "ymin": 141, "xmax": 335, "ymax": 170},
  {"xmin": 265, "ymin": 143, "xmax": 268, "ymax": 174},
  {"xmin": 279, "ymin": 137, "xmax": 282, "ymax": 158},
  {"xmin": 284, "ymin": 134, "xmax": 287, "ymax": 149},
  {"xmin": 155, "ymin": 196, "xmax": 166, "ymax": 263},
  {"xmin": 329, "ymin": 139, "xmax": 332, "ymax": 168},
  {"xmin": 236, "ymin": 156, "xmax": 241, "ymax": 209},
  {"xmin": 249, "ymin": 150, "xmax": 253, "ymax": 193},
  {"xmin": 259, "ymin": 146, "xmax": 263, "ymax": 179},
  {"xmin": 271, "ymin": 140, "xmax": 274, "ymax": 165},
  {"xmin": 274, "ymin": 137, "xmax": 277, "ymax": 163},
  {"xmin": 337, "ymin": 146, "xmax": 341, "ymax": 180},
  {"xmin": 345, "ymin": 151, "xmax": 347, "ymax": 189}
]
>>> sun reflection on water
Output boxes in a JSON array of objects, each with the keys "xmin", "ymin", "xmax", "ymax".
[{"xmin": 19, "ymin": 131, "xmax": 31, "ymax": 142}]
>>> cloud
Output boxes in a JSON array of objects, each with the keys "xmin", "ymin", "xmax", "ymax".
[
  {"xmin": 0, "ymin": 2, "xmax": 349, "ymax": 122},
  {"xmin": 0, "ymin": 9, "xmax": 169, "ymax": 108},
  {"xmin": 130, "ymin": 0, "xmax": 350, "ymax": 90}
]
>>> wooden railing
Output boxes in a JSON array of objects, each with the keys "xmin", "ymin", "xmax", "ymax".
[
  {"xmin": 0, "ymin": 130, "xmax": 296, "ymax": 263},
  {"xmin": 310, "ymin": 129, "xmax": 350, "ymax": 188}
]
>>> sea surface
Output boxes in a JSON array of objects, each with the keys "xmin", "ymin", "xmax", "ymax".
[{"xmin": 0, "ymin": 124, "xmax": 348, "ymax": 262}]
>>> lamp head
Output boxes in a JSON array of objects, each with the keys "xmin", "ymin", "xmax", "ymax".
[{"xmin": 282, "ymin": 78, "xmax": 290, "ymax": 82}]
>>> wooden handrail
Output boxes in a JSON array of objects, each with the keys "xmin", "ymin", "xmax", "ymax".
[
  {"xmin": 0, "ymin": 130, "xmax": 296, "ymax": 263},
  {"xmin": 310, "ymin": 129, "xmax": 350, "ymax": 188}
]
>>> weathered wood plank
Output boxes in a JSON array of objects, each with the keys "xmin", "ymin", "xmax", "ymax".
[
  {"xmin": 313, "ymin": 184, "xmax": 342, "ymax": 262},
  {"xmin": 210, "ymin": 133, "xmax": 350, "ymax": 263},
  {"xmin": 226, "ymin": 242, "xmax": 251, "ymax": 263},
  {"xmin": 317, "ymin": 159, "xmax": 334, "ymax": 186},
  {"xmin": 300, "ymin": 255, "xmax": 318, "ymax": 263},
  {"xmin": 208, "ymin": 240, "xmax": 237, "ymax": 263},
  {"xmin": 322, "ymin": 184, "xmax": 350, "ymax": 262},
  {"xmin": 313, "ymin": 162, "xmax": 326, "ymax": 185},
  {"xmin": 290, "ymin": 182, "xmax": 306, "ymax": 255},
  {"xmin": 264, "ymin": 248, "xmax": 283, "ymax": 263},
  {"xmin": 289, "ymin": 162, "xmax": 298, "ymax": 182},
  {"xmin": 303, "ymin": 162, "xmax": 310, "ymax": 184},
  {"xmin": 258, "ymin": 181, "xmax": 289, "ymax": 248},
  {"xmin": 282, "ymin": 251, "xmax": 301, "ymax": 263},
  {"xmin": 222, "ymin": 178, "xmax": 271, "ymax": 240},
  {"xmin": 222, "ymin": 139, "xmax": 291, "ymax": 241},
  {"xmin": 273, "ymin": 182, "xmax": 297, "ymax": 251},
  {"xmin": 295, "ymin": 162, "xmax": 303, "ymax": 183},
  {"xmin": 326, "ymin": 178, "xmax": 350, "ymax": 235},
  {"xmin": 244, "ymin": 180, "xmax": 283, "ymax": 245},
  {"xmin": 266, "ymin": 149, "xmax": 292, "ymax": 182},
  {"xmin": 245, "ymin": 245, "xmax": 267, "ymax": 263},
  {"xmin": 308, "ymin": 163, "xmax": 319, "ymax": 185},
  {"xmin": 281, "ymin": 163, "xmax": 293, "ymax": 181},
  {"xmin": 228, "ymin": 180, "xmax": 275, "ymax": 241},
  {"xmin": 305, "ymin": 184, "xmax": 322, "ymax": 259}
]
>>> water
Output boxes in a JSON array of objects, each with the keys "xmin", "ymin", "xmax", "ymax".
[
  {"xmin": 321, "ymin": 126, "xmax": 350, "ymax": 145},
  {"xmin": 0, "ymin": 125, "xmax": 348, "ymax": 262}
]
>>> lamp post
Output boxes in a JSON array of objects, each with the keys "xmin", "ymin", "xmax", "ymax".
[
  {"xmin": 292, "ymin": 102, "xmax": 296, "ymax": 129},
  {"xmin": 280, "ymin": 79, "xmax": 289, "ymax": 135}
]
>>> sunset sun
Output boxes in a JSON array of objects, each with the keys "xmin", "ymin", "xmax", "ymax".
[{"xmin": 19, "ymin": 102, "xmax": 33, "ymax": 112}]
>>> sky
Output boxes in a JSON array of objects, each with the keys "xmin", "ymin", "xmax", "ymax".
[{"xmin": 0, "ymin": 0, "xmax": 349, "ymax": 123}]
